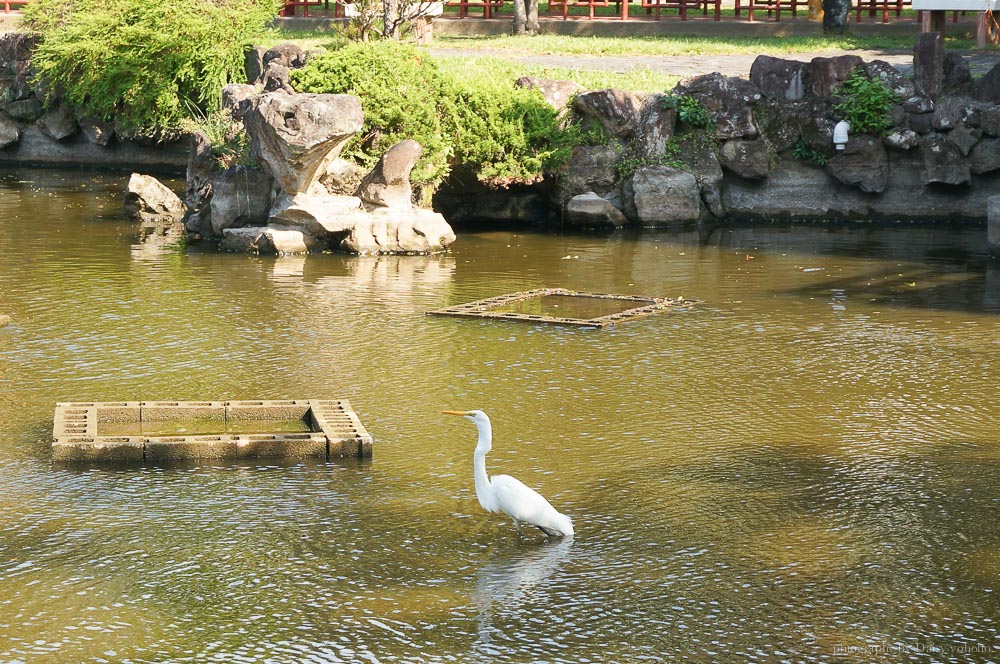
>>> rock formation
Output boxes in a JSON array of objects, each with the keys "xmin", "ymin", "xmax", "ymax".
[
  {"xmin": 188, "ymin": 88, "xmax": 455, "ymax": 256},
  {"xmin": 123, "ymin": 173, "xmax": 186, "ymax": 223},
  {"xmin": 545, "ymin": 52, "xmax": 1000, "ymax": 228}
]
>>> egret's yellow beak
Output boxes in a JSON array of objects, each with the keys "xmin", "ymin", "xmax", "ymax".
[{"xmin": 441, "ymin": 410, "xmax": 471, "ymax": 416}]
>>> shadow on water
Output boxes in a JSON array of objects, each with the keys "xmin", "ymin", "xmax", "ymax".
[
  {"xmin": 627, "ymin": 222, "xmax": 1000, "ymax": 315},
  {"xmin": 783, "ymin": 264, "xmax": 1000, "ymax": 315}
]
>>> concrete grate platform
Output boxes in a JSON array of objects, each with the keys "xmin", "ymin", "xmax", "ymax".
[
  {"xmin": 427, "ymin": 288, "xmax": 696, "ymax": 328},
  {"xmin": 52, "ymin": 400, "xmax": 373, "ymax": 463}
]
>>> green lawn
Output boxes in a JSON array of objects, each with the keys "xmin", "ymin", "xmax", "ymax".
[
  {"xmin": 433, "ymin": 31, "xmax": 980, "ymax": 55},
  {"xmin": 433, "ymin": 52, "xmax": 682, "ymax": 91},
  {"xmin": 268, "ymin": 20, "xmax": 989, "ymax": 92}
]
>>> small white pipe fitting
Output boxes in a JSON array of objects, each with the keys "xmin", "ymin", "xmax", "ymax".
[{"xmin": 833, "ymin": 120, "xmax": 851, "ymax": 150}]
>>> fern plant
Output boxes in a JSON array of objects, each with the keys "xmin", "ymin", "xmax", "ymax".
[
  {"xmin": 663, "ymin": 94, "xmax": 714, "ymax": 130},
  {"xmin": 792, "ymin": 138, "xmax": 828, "ymax": 166},
  {"xmin": 834, "ymin": 69, "xmax": 897, "ymax": 136}
]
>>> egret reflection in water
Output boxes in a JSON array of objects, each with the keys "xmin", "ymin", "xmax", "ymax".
[{"xmin": 472, "ymin": 538, "xmax": 575, "ymax": 656}]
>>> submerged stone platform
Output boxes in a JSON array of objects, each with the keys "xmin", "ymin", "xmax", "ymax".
[
  {"xmin": 428, "ymin": 288, "xmax": 696, "ymax": 328},
  {"xmin": 52, "ymin": 400, "xmax": 372, "ymax": 463}
]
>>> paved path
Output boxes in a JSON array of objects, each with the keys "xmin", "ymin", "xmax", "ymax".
[{"xmin": 428, "ymin": 47, "xmax": 1000, "ymax": 79}]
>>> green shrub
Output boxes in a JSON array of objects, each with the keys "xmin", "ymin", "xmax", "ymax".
[
  {"xmin": 663, "ymin": 93, "xmax": 713, "ymax": 130},
  {"xmin": 792, "ymin": 137, "xmax": 828, "ymax": 166},
  {"xmin": 24, "ymin": 0, "xmax": 281, "ymax": 134},
  {"xmin": 291, "ymin": 42, "xmax": 452, "ymax": 184},
  {"xmin": 290, "ymin": 42, "xmax": 580, "ymax": 188},
  {"xmin": 834, "ymin": 68, "xmax": 897, "ymax": 136},
  {"xmin": 443, "ymin": 76, "xmax": 577, "ymax": 187}
]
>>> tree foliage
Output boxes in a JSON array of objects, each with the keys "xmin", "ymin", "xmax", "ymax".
[
  {"xmin": 23, "ymin": 0, "xmax": 281, "ymax": 134},
  {"xmin": 291, "ymin": 42, "xmax": 580, "ymax": 188}
]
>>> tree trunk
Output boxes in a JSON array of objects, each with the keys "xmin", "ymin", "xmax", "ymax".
[
  {"xmin": 513, "ymin": 0, "xmax": 528, "ymax": 34},
  {"xmin": 384, "ymin": 0, "xmax": 402, "ymax": 39},
  {"xmin": 526, "ymin": 0, "xmax": 539, "ymax": 33}
]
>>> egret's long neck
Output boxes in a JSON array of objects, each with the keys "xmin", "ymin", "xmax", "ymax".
[{"xmin": 472, "ymin": 419, "xmax": 494, "ymax": 510}]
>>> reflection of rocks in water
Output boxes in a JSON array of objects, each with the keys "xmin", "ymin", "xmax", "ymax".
[
  {"xmin": 986, "ymin": 263, "xmax": 1000, "ymax": 313},
  {"xmin": 131, "ymin": 219, "xmax": 185, "ymax": 260},
  {"xmin": 472, "ymin": 538, "xmax": 573, "ymax": 654},
  {"xmin": 268, "ymin": 256, "xmax": 308, "ymax": 281},
  {"xmin": 0, "ymin": 314, "xmax": 11, "ymax": 327},
  {"xmin": 340, "ymin": 255, "xmax": 455, "ymax": 292}
]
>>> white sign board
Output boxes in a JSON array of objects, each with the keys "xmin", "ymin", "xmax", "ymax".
[{"xmin": 912, "ymin": 0, "xmax": 1000, "ymax": 9}]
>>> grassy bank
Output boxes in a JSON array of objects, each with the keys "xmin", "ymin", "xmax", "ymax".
[
  {"xmin": 432, "ymin": 32, "xmax": 980, "ymax": 55},
  {"xmin": 432, "ymin": 53, "xmax": 680, "ymax": 92}
]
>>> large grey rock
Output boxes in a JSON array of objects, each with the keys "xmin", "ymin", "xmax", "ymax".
[
  {"xmin": 123, "ymin": 173, "xmax": 186, "ymax": 223},
  {"xmin": 724, "ymin": 154, "xmax": 1000, "ymax": 221},
  {"xmin": 909, "ymin": 110, "xmax": 934, "ymax": 134},
  {"xmin": 3, "ymin": 97, "xmax": 41, "ymax": 122},
  {"xmin": 222, "ymin": 84, "xmax": 258, "ymax": 120},
  {"xmin": 885, "ymin": 128, "xmax": 919, "ymax": 151},
  {"xmin": 0, "ymin": 124, "xmax": 188, "ymax": 170},
  {"xmin": 0, "ymin": 110, "xmax": 18, "ymax": 148},
  {"xmin": 78, "ymin": 117, "xmax": 114, "ymax": 146},
  {"xmin": 0, "ymin": 72, "xmax": 14, "ymax": 107},
  {"xmin": 262, "ymin": 42, "xmax": 308, "ymax": 70},
  {"xmin": 921, "ymin": 134, "xmax": 970, "ymax": 185},
  {"xmin": 750, "ymin": 55, "xmax": 809, "ymax": 101},
  {"xmin": 808, "ymin": 55, "xmax": 863, "ymax": 98},
  {"xmin": 269, "ymin": 191, "xmax": 370, "ymax": 236},
  {"xmin": 828, "ymin": 135, "xmax": 888, "ymax": 193},
  {"xmin": 341, "ymin": 207, "xmax": 456, "ymax": 254},
  {"xmin": 719, "ymin": 139, "xmax": 770, "ymax": 180},
  {"xmin": 943, "ymin": 52, "xmax": 973, "ymax": 95},
  {"xmin": 243, "ymin": 92, "xmax": 363, "ymax": 195},
  {"xmin": 634, "ymin": 93, "xmax": 676, "ymax": 158},
  {"xmin": 574, "ymin": 89, "xmax": 644, "ymax": 139},
  {"xmin": 183, "ymin": 131, "xmax": 216, "ymax": 237},
  {"xmin": 932, "ymin": 97, "xmax": 975, "ymax": 131},
  {"xmin": 220, "ymin": 226, "xmax": 313, "ymax": 255},
  {"xmin": 756, "ymin": 98, "xmax": 832, "ymax": 154},
  {"xmin": 321, "ymin": 158, "xmax": 367, "ymax": 196},
  {"xmin": 356, "ymin": 139, "xmax": 421, "ymax": 209},
  {"xmin": 723, "ymin": 160, "xmax": 866, "ymax": 218},
  {"xmin": 0, "ymin": 33, "xmax": 36, "ymax": 101},
  {"xmin": 862, "ymin": 60, "xmax": 915, "ymax": 100},
  {"xmin": 624, "ymin": 165, "xmax": 701, "ymax": 226},
  {"xmin": 914, "ymin": 32, "xmax": 944, "ymax": 99},
  {"xmin": 263, "ymin": 62, "xmax": 292, "ymax": 94},
  {"xmin": 557, "ymin": 144, "xmax": 620, "ymax": 204},
  {"xmin": 0, "ymin": 33, "xmax": 36, "ymax": 67},
  {"xmin": 970, "ymin": 63, "xmax": 1000, "ymax": 103},
  {"xmin": 564, "ymin": 192, "xmax": 627, "ymax": 230},
  {"xmin": 210, "ymin": 166, "xmax": 274, "ymax": 235},
  {"xmin": 949, "ymin": 125, "xmax": 980, "ymax": 156},
  {"xmin": 970, "ymin": 138, "xmax": 1000, "ymax": 174},
  {"xmin": 676, "ymin": 133, "xmax": 724, "ymax": 217},
  {"xmin": 515, "ymin": 77, "xmax": 581, "ymax": 113},
  {"xmin": 980, "ymin": 106, "xmax": 1000, "ymax": 137},
  {"xmin": 674, "ymin": 73, "xmax": 761, "ymax": 139},
  {"xmin": 37, "ymin": 104, "xmax": 77, "ymax": 141},
  {"xmin": 244, "ymin": 45, "xmax": 267, "ymax": 85}
]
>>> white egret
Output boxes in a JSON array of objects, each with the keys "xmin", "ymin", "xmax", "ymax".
[{"xmin": 442, "ymin": 409, "xmax": 574, "ymax": 538}]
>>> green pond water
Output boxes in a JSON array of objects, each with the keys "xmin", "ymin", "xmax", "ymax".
[{"xmin": 1, "ymin": 169, "xmax": 999, "ymax": 662}]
